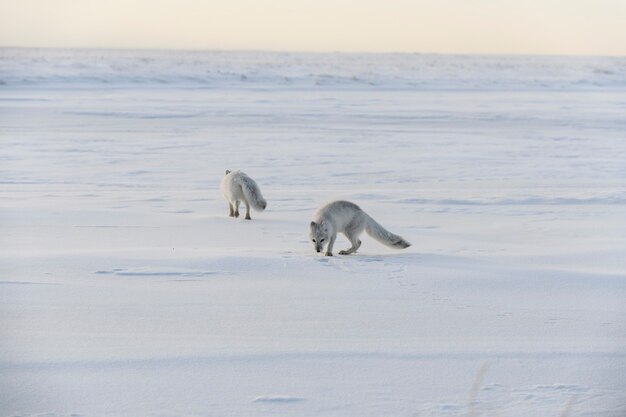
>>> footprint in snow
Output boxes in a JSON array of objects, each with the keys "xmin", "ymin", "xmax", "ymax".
[{"xmin": 253, "ymin": 396, "xmax": 305, "ymax": 403}]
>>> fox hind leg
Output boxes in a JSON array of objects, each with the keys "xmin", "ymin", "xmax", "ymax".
[
  {"xmin": 244, "ymin": 200, "xmax": 251, "ymax": 220},
  {"xmin": 339, "ymin": 225, "xmax": 363, "ymax": 255},
  {"xmin": 339, "ymin": 236, "xmax": 361, "ymax": 255},
  {"xmin": 228, "ymin": 202, "xmax": 236, "ymax": 217},
  {"xmin": 233, "ymin": 200, "xmax": 240, "ymax": 218}
]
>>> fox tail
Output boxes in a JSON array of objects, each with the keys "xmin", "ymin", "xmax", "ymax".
[
  {"xmin": 240, "ymin": 177, "xmax": 267, "ymax": 211},
  {"xmin": 364, "ymin": 214, "xmax": 410, "ymax": 249}
]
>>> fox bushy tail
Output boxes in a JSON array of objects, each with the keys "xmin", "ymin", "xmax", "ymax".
[
  {"xmin": 240, "ymin": 178, "xmax": 267, "ymax": 212},
  {"xmin": 364, "ymin": 214, "xmax": 411, "ymax": 249}
]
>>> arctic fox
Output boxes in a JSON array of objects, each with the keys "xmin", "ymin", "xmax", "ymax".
[
  {"xmin": 309, "ymin": 200, "xmax": 411, "ymax": 256},
  {"xmin": 221, "ymin": 170, "xmax": 267, "ymax": 220}
]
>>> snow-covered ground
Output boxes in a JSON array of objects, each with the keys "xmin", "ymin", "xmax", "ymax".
[{"xmin": 1, "ymin": 48, "xmax": 625, "ymax": 417}]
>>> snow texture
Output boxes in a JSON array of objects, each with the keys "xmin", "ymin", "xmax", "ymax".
[{"xmin": 1, "ymin": 48, "xmax": 625, "ymax": 417}]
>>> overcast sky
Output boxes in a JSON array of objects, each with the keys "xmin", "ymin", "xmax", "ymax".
[{"xmin": 1, "ymin": 0, "xmax": 625, "ymax": 55}]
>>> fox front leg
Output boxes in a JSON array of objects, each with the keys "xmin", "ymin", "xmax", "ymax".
[{"xmin": 325, "ymin": 235, "xmax": 336, "ymax": 256}]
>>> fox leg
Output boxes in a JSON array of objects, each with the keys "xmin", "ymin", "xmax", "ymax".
[
  {"xmin": 228, "ymin": 202, "xmax": 236, "ymax": 217},
  {"xmin": 325, "ymin": 235, "xmax": 337, "ymax": 256},
  {"xmin": 233, "ymin": 200, "xmax": 240, "ymax": 218},
  {"xmin": 244, "ymin": 200, "xmax": 251, "ymax": 220},
  {"xmin": 339, "ymin": 232, "xmax": 362, "ymax": 255},
  {"xmin": 339, "ymin": 224, "xmax": 363, "ymax": 255}
]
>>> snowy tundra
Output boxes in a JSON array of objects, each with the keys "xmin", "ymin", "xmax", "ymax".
[{"xmin": 1, "ymin": 48, "xmax": 625, "ymax": 417}]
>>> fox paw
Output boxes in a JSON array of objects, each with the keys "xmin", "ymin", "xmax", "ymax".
[{"xmin": 324, "ymin": 252, "xmax": 333, "ymax": 257}]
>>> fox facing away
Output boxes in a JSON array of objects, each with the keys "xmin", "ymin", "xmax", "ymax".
[
  {"xmin": 309, "ymin": 200, "xmax": 411, "ymax": 256},
  {"xmin": 221, "ymin": 170, "xmax": 267, "ymax": 220}
]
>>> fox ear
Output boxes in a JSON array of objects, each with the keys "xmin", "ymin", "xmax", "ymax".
[{"xmin": 225, "ymin": 170, "xmax": 231, "ymax": 175}]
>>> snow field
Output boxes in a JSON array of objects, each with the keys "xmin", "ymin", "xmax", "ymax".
[{"xmin": 1, "ymin": 50, "xmax": 626, "ymax": 416}]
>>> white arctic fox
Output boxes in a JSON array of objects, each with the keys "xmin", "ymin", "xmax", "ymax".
[
  {"xmin": 309, "ymin": 200, "xmax": 411, "ymax": 256},
  {"xmin": 220, "ymin": 170, "xmax": 267, "ymax": 220}
]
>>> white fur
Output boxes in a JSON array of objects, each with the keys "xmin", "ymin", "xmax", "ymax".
[
  {"xmin": 309, "ymin": 200, "xmax": 410, "ymax": 256},
  {"xmin": 220, "ymin": 170, "xmax": 267, "ymax": 220}
]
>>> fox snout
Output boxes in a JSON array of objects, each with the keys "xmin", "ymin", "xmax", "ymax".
[{"xmin": 314, "ymin": 241, "xmax": 324, "ymax": 253}]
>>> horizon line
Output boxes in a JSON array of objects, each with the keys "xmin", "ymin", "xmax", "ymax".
[{"xmin": 1, "ymin": 45, "xmax": 625, "ymax": 60}]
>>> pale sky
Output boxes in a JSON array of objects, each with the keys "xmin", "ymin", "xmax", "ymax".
[{"xmin": 1, "ymin": 0, "xmax": 625, "ymax": 55}]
